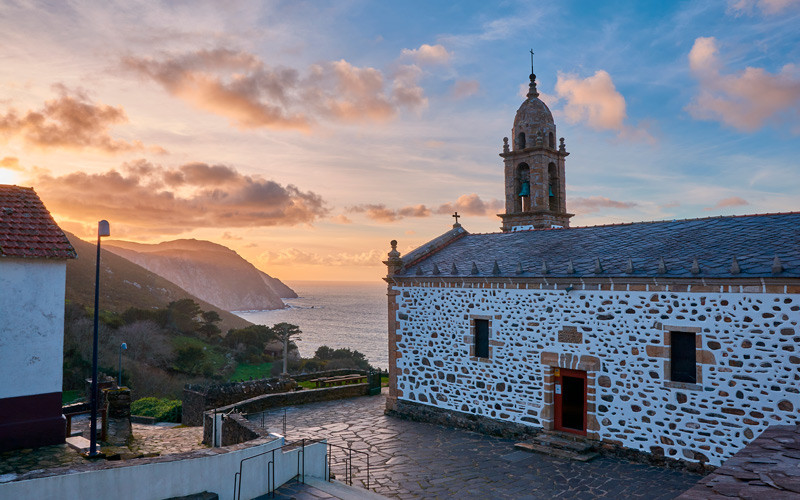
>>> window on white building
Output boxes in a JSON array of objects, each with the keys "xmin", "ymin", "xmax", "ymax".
[
  {"xmin": 670, "ymin": 331, "xmax": 696, "ymax": 383},
  {"xmin": 474, "ymin": 319, "xmax": 490, "ymax": 358}
]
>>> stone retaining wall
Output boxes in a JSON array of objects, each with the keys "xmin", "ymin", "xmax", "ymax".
[{"xmin": 183, "ymin": 378, "xmax": 296, "ymax": 426}]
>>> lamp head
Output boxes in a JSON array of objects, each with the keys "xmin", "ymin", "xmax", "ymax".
[
  {"xmin": 98, "ymin": 220, "xmax": 110, "ymax": 237},
  {"xmin": 120, "ymin": 342, "xmax": 127, "ymax": 350}
]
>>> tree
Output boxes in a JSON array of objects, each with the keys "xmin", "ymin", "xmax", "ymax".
[
  {"xmin": 167, "ymin": 299, "xmax": 202, "ymax": 333},
  {"xmin": 274, "ymin": 323, "xmax": 301, "ymax": 376},
  {"xmin": 173, "ymin": 345, "xmax": 205, "ymax": 374},
  {"xmin": 198, "ymin": 310, "xmax": 222, "ymax": 339},
  {"xmin": 314, "ymin": 345, "xmax": 335, "ymax": 361}
]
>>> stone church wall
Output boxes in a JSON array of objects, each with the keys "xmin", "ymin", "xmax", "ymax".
[{"xmin": 390, "ymin": 283, "xmax": 800, "ymax": 466}]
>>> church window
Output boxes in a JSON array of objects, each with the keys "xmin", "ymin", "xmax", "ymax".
[
  {"xmin": 516, "ymin": 132, "xmax": 526, "ymax": 150},
  {"xmin": 474, "ymin": 319, "xmax": 490, "ymax": 358},
  {"xmin": 549, "ymin": 132, "xmax": 555, "ymax": 148},
  {"xmin": 670, "ymin": 331, "xmax": 697, "ymax": 383},
  {"xmin": 548, "ymin": 163, "xmax": 558, "ymax": 211}
]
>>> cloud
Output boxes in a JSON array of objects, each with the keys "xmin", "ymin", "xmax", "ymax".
[
  {"xmin": 451, "ymin": 79, "xmax": 480, "ymax": 99},
  {"xmin": 570, "ymin": 196, "xmax": 638, "ymax": 214},
  {"xmin": 330, "ymin": 214, "xmax": 353, "ymax": 224},
  {"xmin": 435, "ymin": 193, "xmax": 504, "ymax": 216},
  {"xmin": 401, "ymin": 44, "xmax": 451, "ymax": 65},
  {"xmin": 0, "ymin": 87, "xmax": 161, "ymax": 154},
  {"xmin": 0, "ymin": 157, "xmax": 23, "ymax": 171},
  {"xmin": 686, "ymin": 37, "xmax": 800, "ymax": 133},
  {"xmin": 221, "ymin": 231, "xmax": 242, "ymax": 240},
  {"xmin": 728, "ymin": 0, "xmax": 800, "ymax": 15},
  {"xmin": 123, "ymin": 48, "xmax": 427, "ymax": 130},
  {"xmin": 704, "ymin": 196, "xmax": 749, "ymax": 210},
  {"xmin": 260, "ymin": 248, "xmax": 383, "ymax": 267},
  {"xmin": 348, "ymin": 203, "xmax": 431, "ymax": 222},
  {"xmin": 348, "ymin": 194, "xmax": 503, "ymax": 223},
  {"xmin": 555, "ymin": 71, "xmax": 627, "ymax": 131},
  {"xmin": 30, "ymin": 159, "xmax": 327, "ymax": 235}
]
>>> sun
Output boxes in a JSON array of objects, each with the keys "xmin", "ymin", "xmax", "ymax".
[{"xmin": 0, "ymin": 169, "xmax": 20, "ymax": 186}]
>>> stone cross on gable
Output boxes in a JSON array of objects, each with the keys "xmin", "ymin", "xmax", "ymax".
[{"xmin": 452, "ymin": 212, "xmax": 461, "ymax": 228}]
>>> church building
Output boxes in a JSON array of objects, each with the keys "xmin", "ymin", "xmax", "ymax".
[{"xmin": 383, "ymin": 73, "xmax": 800, "ymax": 468}]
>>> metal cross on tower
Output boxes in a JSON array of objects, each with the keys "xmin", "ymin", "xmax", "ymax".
[{"xmin": 530, "ymin": 49, "xmax": 534, "ymax": 74}]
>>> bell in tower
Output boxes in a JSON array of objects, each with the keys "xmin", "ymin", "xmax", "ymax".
[{"xmin": 498, "ymin": 72, "xmax": 573, "ymax": 232}]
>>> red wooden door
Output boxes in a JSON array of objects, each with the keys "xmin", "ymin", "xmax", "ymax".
[{"xmin": 554, "ymin": 368, "xmax": 587, "ymax": 435}]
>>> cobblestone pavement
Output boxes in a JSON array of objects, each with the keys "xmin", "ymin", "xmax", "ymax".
[
  {"xmin": 247, "ymin": 390, "xmax": 703, "ymax": 500},
  {"xmin": 0, "ymin": 416, "xmax": 204, "ymax": 478}
]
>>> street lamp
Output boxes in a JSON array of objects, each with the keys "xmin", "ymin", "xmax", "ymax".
[
  {"xmin": 118, "ymin": 343, "xmax": 127, "ymax": 387},
  {"xmin": 89, "ymin": 220, "xmax": 110, "ymax": 458}
]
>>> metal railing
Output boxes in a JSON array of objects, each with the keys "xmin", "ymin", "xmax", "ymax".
[
  {"xmin": 325, "ymin": 442, "xmax": 370, "ymax": 490},
  {"xmin": 232, "ymin": 438, "xmax": 307, "ymax": 500}
]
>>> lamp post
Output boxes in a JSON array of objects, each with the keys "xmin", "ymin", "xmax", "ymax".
[
  {"xmin": 89, "ymin": 220, "xmax": 110, "ymax": 457},
  {"xmin": 118, "ymin": 343, "xmax": 127, "ymax": 387}
]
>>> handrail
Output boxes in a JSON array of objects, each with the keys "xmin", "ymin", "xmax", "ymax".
[
  {"xmin": 325, "ymin": 441, "xmax": 370, "ymax": 490},
  {"xmin": 233, "ymin": 438, "xmax": 308, "ymax": 500}
]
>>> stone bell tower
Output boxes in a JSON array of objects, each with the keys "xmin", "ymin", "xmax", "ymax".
[{"xmin": 499, "ymin": 73, "xmax": 573, "ymax": 232}]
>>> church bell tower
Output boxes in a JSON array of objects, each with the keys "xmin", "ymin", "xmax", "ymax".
[{"xmin": 499, "ymin": 73, "xmax": 573, "ymax": 232}]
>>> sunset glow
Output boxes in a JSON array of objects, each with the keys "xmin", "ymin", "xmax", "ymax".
[{"xmin": 2, "ymin": 1, "xmax": 799, "ymax": 281}]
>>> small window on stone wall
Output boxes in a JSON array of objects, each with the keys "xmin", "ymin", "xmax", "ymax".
[
  {"xmin": 670, "ymin": 331, "xmax": 696, "ymax": 383},
  {"xmin": 475, "ymin": 319, "xmax": 490, "ymax": 358}
]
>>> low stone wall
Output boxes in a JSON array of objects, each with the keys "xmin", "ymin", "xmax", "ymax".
[
  {"xmin": 183, "ymin": 378, "xmax": 296, "ymax": 426},
  {"xmin": 291, "ymin": 369, "xmax": 367, "ymax": 383},
  {"xmin": 202, "ymin": 384, "xmax": 370, "ymax": 445},
  {"xmin": 220, "ymin": 413, "xmax": 270, "ymax": 446}
]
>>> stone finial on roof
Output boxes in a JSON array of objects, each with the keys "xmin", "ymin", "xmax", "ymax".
[
  {"xmin": 384, "ymin": 239, "xmax": 403, "ymax": 277},
  {"xmin": 451, "ymin": 262, "xmax": 458, "ymax": 275},
  {"xmin": 541, "ymin": 259, "xmax": 550, "ymax": 274},
  {"xmin": 657, "ymin": 257, "xmax": 667, "ymax": 274},
  {"xmin": 471, "ymin": 261, "xmax": 479, "ymax": 274},
  {"xmin": 516, "ymin": 262, "xmax": 524, "ymax": 274},
  {"xmin": 691, "ymin": 257, "xmax": 700, "ymax": 274},
  {"xmin": 593, "ymin": 257, "xmax": 603, "ymax": 274},
  {"xmin": 772, "ymin": 255, "xmax": 784, "ymax": 274},
  {"xmin": 432, "ymin": 263, "xmax": 441, "ymax": 275},
  {"xmin": 492, "ymin": 260, "xmax": 501, "ymax": 275},
  {"xmin": 559, "ymin": 137, "xmax": 566, "ymax": 153},
  {"xmin": 730, "ymin": 256, "xmax": 741, "ymax": 274},
  {"xmin": 503, "ymin": 137, "xmax": 510, "ymax": 153},
  {"xmin": 625, "ymin": 258, "xmax": 634, "ymax": 274},
  {"xmin": 566, "ymin": 259, "xmax": 575, "ymax": 274}
]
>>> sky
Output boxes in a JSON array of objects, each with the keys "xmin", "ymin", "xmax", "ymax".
[{"xmin": 1, "ymin": 0, "xmax": 799, "ymax": 281}]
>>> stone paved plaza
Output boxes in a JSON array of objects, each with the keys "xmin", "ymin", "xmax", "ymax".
[{"xmin": 248, "ymin": 390, "xmax": 703, "ymax": 499}]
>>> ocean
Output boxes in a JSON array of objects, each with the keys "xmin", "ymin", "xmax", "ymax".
[{"xmin": 234, "ymin": 281, "xmax": 388, "ymax": 369}]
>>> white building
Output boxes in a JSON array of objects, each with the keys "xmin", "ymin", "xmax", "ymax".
[
  {"xmin": 384, "ymin": 73, "xmax": 800, "ymax": 468},
  {"xmin": 0, "ymin": 185, "xmax": 76, "ymax": 451}
]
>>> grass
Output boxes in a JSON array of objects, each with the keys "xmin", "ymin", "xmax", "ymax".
[
  {"xmin": 171, "ymin": 335, "xmax": 227, "ymax": 371},
  {"xmin": 228, "ymin": 361, "xmax": 273, "ymax": 382},
  {"xmin": 62, "ymin": 390, "xmax": 83, "ymax": 404}
]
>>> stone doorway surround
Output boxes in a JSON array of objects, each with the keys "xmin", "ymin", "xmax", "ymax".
[{"xmin": 540, "ymin": 351, "xmax": 601, "ymax": 440}]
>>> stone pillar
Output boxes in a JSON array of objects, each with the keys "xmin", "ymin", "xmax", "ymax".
[{"xmin": 104, "ymin": 387, "xmax": 132, "ymax": 446}]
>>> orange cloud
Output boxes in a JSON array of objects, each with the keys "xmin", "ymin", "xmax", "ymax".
[
  {"xmin": 348, "ymin": 194, "xmax": 503, "ymax": 223},
  {"xmin": 400, "ymin": 44, "xmax": 451, "ymax": 65},
  {"xmin": 704, "ymin": 196, "xmax": 749, "ymax": 210},
  {"xmin": 31, "ymin": 159, "xmax": 327, "ymax": 235},
  {"xmin": 123, "ymin": 49, "xmax": 427, "ymax": 130},
  {"xmin": 729, "ymin": 0, "xmax": 800, "ymax": 15},
  {"xmin": 0, "ymin": 157, "xmax": 23, "ymax": 171},
  {"xmin": 687, "ymin": 37, "xmax": 800, "ymax": 133},
  {"xmin": 0, "ymin": 87, "xmax": 160, "ymax": 154},
  {"xmin": 451, "ymin": 79, "xmax": 480, "ymax": 99},
  {"xmin": 555, "ymin": 71, "xmax": 627, "ymax": 131},
  {"xmin": 570, "ymin": 196, "xmax": 637, "ymax": 214},
  {"xmin": 260, "ymin": 248, "xmax": 382, "ymax": 267}
]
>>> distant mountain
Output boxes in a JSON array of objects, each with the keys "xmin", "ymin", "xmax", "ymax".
[
  {"xmin": 103, "ymin": 238, "xmax": 296, "ymax": 312},
  {"xmin": 64, "ymin": 232, "xmax": 251, "ymax": 332}
]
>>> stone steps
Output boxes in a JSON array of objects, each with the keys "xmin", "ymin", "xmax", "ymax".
[{"xmin": 514, "ymin": 432, "xmax": 599, "ymax": 462}]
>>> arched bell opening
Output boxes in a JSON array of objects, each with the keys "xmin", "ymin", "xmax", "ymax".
[
  {"xmin": 548, "ymin": 162, "xmax": 559, "ymax": 212},
  {"xmin": 517, "ymin": 163, "xmax": 531, "ymax": 212}
]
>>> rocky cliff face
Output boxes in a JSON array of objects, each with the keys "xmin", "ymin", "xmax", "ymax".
[{"xmin": 103, "ymin": 239, "xmax": 296, "ymax": 312}]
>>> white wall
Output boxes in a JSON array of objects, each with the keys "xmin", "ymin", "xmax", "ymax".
[
  {"xmin": 0, "ymin": 258, "xmax": 66, "ymax": 399},
  {"xmin": 392, "ymin": 284, "xmax": 800, "ymax": 466},
  {"xmin": 0, "ymin": 438, "xmax": 328, "ymax": 500}
]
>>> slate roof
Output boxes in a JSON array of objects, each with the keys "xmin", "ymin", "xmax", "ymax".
[
  {"xmin": 398, "ymin": 212, "xmax": 800, "ymax": 279},
  {"xmin": 0, "ymin": 185, "xmax": 77, "ymax": 259},
  {"xmin": 677, "ymin": 424, "xmax": 800, "ymax": 499}
]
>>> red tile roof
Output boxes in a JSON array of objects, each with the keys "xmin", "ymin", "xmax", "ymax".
[{"xmin": 0, "ymin": 185, "xmax": 77, "ymax": 259}]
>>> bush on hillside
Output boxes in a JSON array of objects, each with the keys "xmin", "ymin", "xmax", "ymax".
[{"xmin": 131, "ymin": 397, "xmax": 182, "ymax": 422}]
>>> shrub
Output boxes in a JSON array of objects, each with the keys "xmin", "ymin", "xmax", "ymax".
[{"xmin": 131, "ymin": 397, "xmax": 182, "ymax": 422}]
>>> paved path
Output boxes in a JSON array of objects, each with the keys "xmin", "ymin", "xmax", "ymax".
[{"xmin": 247, "ymin": 391, "xmax": 702, "ymax": 499}]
